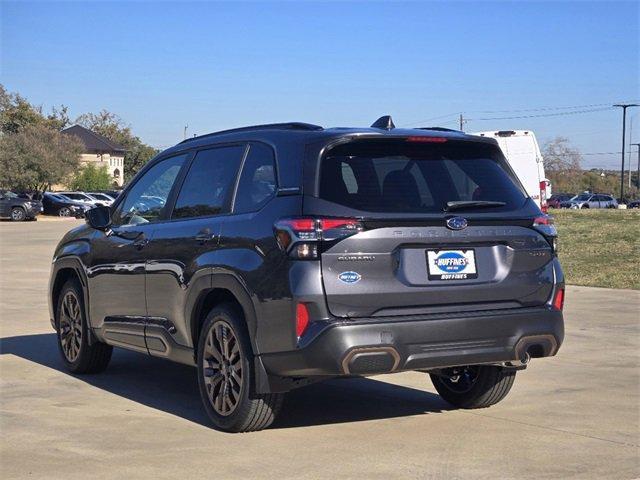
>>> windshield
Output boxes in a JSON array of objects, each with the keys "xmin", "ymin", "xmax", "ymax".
[
  {"xmin": 573, "ymin": 194, "xmax": 592, "ymax": 201},
  {"xmin": 319, "ymin": 139, "xmax": 526, "ymax": 213}
]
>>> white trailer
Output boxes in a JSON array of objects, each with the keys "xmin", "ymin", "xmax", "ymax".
[{"xmin": 473, "ymin": 130, "xmax": 551, "ymax": 211}]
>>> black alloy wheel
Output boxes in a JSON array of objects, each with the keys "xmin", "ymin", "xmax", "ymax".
[
  {"xmin": 430, "ymin": 365, "xmax": 516, "ymax": 409},
  {"xmin": 197, "ymin": 305, "xmax": 284, "ymax": 432},
  {"xmin": 202, "ymin": 319, "xmax": 244, "ymax": 416},
  {"xmin": 55, "ymin": 280, "xmax": 112, "ymax": 373},
  {"xmin": 59, "ymin": 290, "xmax": 83, "ymax": 363}
]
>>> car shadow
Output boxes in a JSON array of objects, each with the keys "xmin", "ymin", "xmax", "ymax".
[{"xmin": 0, "ymin": 333, "xmax": 451, "ymax": 429}]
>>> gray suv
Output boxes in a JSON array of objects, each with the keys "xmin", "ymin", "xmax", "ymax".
[{"xmin": 48, "ymin": 117, "xmax": 565, "ymax": 432}]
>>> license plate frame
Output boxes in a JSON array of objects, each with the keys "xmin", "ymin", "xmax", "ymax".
[{"xmin": 426, "ymin": 249, "xmax": 478, "ymax": 280}]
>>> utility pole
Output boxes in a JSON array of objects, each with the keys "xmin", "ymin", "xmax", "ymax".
[
  {"xmin": 628, "ymin": 117, "xmax": 633, "ymax": 189},
  {"xmin": 183, "ymin": 125, "xmax": 188, "ymax": 140},
  {"xmin": 613, "ymin": 104, "xmax": 639, "ymax": 203},
  {"xmin": 459, "ymin": 114, "xmax": 466, "ymax": 132},
  {"xmin": 632, "ymin": 143, "xmax": 640, "ymax": 189}
]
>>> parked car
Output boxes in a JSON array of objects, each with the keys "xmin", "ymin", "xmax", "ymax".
[
  {"xmin": 42, "ymin": 192, "xmax": 89, "ymax": 217},
  {"xmin": 103, "ymin": 190, "xmax": 122, "ymax": 200},
  {"xmin": 547, "ymin": 193, "xmax": 574, "ymax": 209},
  {"xmin": 0, "ymin": 190, "xmax": 42, "ymax": 221},
  {"xmin": 627, "ymin": 199, "xmax": 640, "ymax": 209},
  {"xmin": 86, "ymin": 192, "xmax": 115, "ymax": 206},
  {"xmin": 49, "ymin": 117, "xmax": 565, "ymax": 432},
  {"xmin": 57, "ymin": 192, "xmax": 110, "ymax": 207},
  {"xmin": 561, "ymin": 193, "xmax": 618, "ymax": 209},
  {"xmin": 473, "ymin": 130, "xmax": 551, "ymax": 210}
]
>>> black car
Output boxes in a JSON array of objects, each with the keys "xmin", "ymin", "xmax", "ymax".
[
  {"xmin": 0, "ymin": 190, "xmax": 42, "ymax": 221},
  {"xmin": 627, "ymin": 199, "xmax": 640, "ymax": 209},
  {"xmin": 42, "ymin": 192, "xmax": 89, "ymax": 217},
  {"xmin": 48, "ymin": 117, "xmax": 565, "ymax": 432}
]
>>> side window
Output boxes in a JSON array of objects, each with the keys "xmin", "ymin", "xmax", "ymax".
[
  {"xmin": 341, "ymin": 162, "xmax": 358, "ymax": 194},
  {"xmin": 114, "ymin": 153, "xmax": 188, "ymax": 226},
  {"xmin": 172, "ymin": 145, "xmax": 245, "ymax": 219},
  {"xmin": 233, "ymin": 143, "xmax": 277, "ymax": 214}
]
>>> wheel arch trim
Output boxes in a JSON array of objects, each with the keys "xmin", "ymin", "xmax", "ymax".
[{"xmin": 49, "ymin": 256, "xmax": 95, "ymax": 344}]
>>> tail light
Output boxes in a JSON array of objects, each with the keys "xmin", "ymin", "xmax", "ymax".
[
  {"xmin": 406, "ymin": 136, "xmax": 448, "ymax": 143},
  {"xmin": 552, "ymin": 287, "xmax": 565, "ymax": 311},
  {"xmin": 539, "ymin": 180, "xmax": 549, "ymax": 213},
  {"xmin": 533, "ymin": 215, "xmax": 558, "ymax": 252},
  {"xmin": 295, "ymin": 303, "xmax": 310, "ymax": 337},
  {"xmin": 274, "ymin": 217, "xmax": 362, "ymax": 259}
]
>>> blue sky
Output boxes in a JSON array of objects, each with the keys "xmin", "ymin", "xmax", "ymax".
[{"xmin": 1, "ymin": 1, "xmax": 638, "ymax": 168}]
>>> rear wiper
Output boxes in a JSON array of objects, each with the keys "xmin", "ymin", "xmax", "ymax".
[{"xmin": 444, "ymin": 200, "xmax": 506, "ymax": 212}]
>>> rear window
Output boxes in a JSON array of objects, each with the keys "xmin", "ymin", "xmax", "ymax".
[{"xmin": 319, "ymin": 139, "xmax": 526, "ymax": 213}]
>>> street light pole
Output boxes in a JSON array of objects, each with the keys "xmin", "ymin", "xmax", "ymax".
[
  {"xmin": 632, "ymin": 143, "xmax": 640, "ymax": 190},
  {"xmin": 613, "ymin": 104, "xmax": 639, "ymax": 203}
]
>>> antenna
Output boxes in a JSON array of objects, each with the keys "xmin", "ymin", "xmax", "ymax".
[{"xmin": 371, "ymin": 116, "xmax": 395, "ymax": 130}]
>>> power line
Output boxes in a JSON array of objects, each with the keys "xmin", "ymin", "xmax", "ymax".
[
  {"xmin": 399, "ymin": 112, "xmax": 460, "ymax": 127},
  {"xmin": 472, "ymin": 102, "xmax": 619, "ymax": 114},
  {"xmin": 553, "ymin": 152, "xmax": 622, "ymax": 156},
  {"xmin": 401, "ymin": 101, "xmax": 639, "ymax": 127},
  {"xmin": 470, "ymin": 107, "xmax": 614, "ymax": 121}
]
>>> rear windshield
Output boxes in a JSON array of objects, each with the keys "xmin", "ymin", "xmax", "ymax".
[{"xmin": 319, "ymin": 139, "xmax": 526, "ymax": 213}]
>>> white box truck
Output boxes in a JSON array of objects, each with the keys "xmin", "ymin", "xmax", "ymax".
[{"xmin": 473, "ymin": 130, "xmax": 551, "ymax": 211}]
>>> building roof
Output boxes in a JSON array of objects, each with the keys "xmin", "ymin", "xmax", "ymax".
[{"xmin": 62, "ymin": 125, "xmax": 127, "ymax": 154}]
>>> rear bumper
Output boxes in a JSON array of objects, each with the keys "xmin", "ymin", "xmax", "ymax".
[{"xmin": 260, "ymin": 306, "xmax": 564, "ymax": 378}]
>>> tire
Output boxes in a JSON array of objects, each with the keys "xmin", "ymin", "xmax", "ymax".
[
  {"xmin": 430, "ymin": 365, "xmax": 516, "ymax": 409},
  {"xmin": 197, "ymin": 304, "xmax": 284, "ymax": 432},
  {"xmin": 581, "ymin": 204, "xmax": 589, "ymax": 209},
  {"xmin": 55, "ymin": 279, "xmax": 112, "ymax": 374},
  {"xmin": 10, "ymin": 207, "xmax": 26, "ymax": 221},
  {"xmin": 58, "ymin": 207, "xmax": 71, "ymax": 217}
]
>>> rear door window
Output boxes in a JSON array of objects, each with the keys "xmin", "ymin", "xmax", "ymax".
[
  {"xmin": 172, "ymin": 145, "xmax": 245, "ymax": 219},
  {"xmin": 233, "ymin": 143, "xmax": 277, "ymax": 214},
  {"xmin": 319, "ymin": 139, "xmax": 526, "ymax": 213}
]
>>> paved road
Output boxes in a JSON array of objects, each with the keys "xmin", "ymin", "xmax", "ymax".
[{"xmin": 1, "ymin": 219, "xmax": 638, "ymax": 479}]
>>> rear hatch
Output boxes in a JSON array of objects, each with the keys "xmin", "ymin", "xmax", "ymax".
[{"xmin": 307, "ymin": 136, "xmax": 554, "ymax": 318}]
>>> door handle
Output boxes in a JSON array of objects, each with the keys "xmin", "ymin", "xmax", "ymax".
[
  {"xmin": 133, "ymin": 235, "xmax": 149, "ymax": 249},
  {"xmin": 194, "ymin": 229, "xmax": 216, "ymax": 244}
]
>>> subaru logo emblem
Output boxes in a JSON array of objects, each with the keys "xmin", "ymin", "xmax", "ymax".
[{"xmin": 446, "ymin": 217, "xmax": 468, "ymax": 230}]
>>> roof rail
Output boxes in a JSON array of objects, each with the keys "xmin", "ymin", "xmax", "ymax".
[
  {"xmin": 179, "ymin": 122, "xmax": 323, "ymax": 144},
  {"xmin": 417, "ymin": 127, "xmax": 464, "ymax": 133}
]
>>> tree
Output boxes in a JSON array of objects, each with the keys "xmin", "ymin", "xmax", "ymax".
[
  {"xmin": 0, "ymin": 84, "xmax": 71, "ymax": 134},
  {"xmin": 0, "ymin": 123, "xmax": 83, "ymax": 192},
  {"xmin": 70, "ymin": 163, "xmax": 113, "ymax": 191},
  {"xmin": 76, "ymin": 110, "xmax": 158, "ymax": 181},
  {"xmin": 542, "ymin": 137, "xmax": 584, "ymax": 193},
  {"xmin": 542, "ymin": 137, "xmax": 582, "ymax": 173}
]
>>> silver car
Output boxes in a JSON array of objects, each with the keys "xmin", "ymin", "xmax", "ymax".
[{"xmin": 563, "ymin": 193, "xmax": 618, "ymax": 209}]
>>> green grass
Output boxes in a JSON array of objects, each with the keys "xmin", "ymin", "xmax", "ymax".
[{"xmin": 552, "ymin": 209, "xmax": 640, "ymax": 290}]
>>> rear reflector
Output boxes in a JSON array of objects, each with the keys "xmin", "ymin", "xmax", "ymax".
[
  {"xmin": 296, "ymin": 303, "xmax": 310, "ymax": 337},
  {"xmin": 552, "ymin": 288, "xmax": 565, "ymax": 311},
  {"xmin": 533, "ymin": 215, "xmax": 553, "ymax": 226},
  {"xmin": 406, "ymin": 136, "xmax": 448, "ymax": 143}
]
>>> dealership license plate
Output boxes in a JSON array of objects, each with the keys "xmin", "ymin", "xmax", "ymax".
[{"xmin": 427, "ymin": 249, "xmax": 478, "ymax": 280}]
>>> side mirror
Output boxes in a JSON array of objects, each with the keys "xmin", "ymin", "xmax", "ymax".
[{"xmin": 85, "ymin": 205, "xmax": 112, "ymax": 231}]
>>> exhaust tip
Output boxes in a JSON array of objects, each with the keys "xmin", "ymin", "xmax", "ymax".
[{"xmin": 342, "ymin": 347, "xmax": 400, "ymax": 375}]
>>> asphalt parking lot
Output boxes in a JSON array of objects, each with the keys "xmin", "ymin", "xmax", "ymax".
[{"xmin": 1, "ymin": 219, "xmax": 638, "ymax": 479}]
